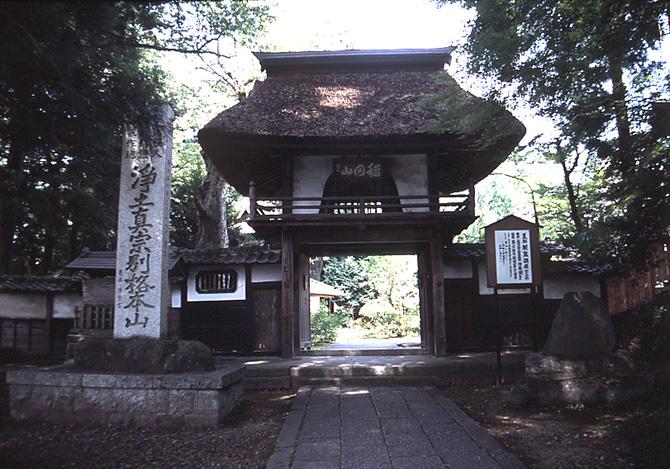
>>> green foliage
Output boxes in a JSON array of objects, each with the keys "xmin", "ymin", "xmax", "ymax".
[
  {"xmin": 170, "ymin": 139, "xmax": 207, "ymax": 248},
  {"xmin": 321, "ymin": 256, "xmax": 377, "ymax": 317},
  {"xmin": 419, "ymin": 72, "xmax": 525, "ymax": 146},
  {"xmin": 456, "ymin": 178, "xmax": 515, "ymax": 242},
  {"xmin": 0, "ymin": 1, "xmax": 270, "ymax": 273},
  {"xmin": 356, "ymin": 300, "xmax": 420, "ymax": 339},
  {"xmin": 438, "ymin": 0, "xmax": 670, "ymax": 267},
  {"xmin": 310, "ymin": 304, "xmax": 347, "ymax": 346}
]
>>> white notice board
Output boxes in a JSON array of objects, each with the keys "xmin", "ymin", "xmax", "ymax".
[{"xmin": 494, "ymin": 230, "xmax": 533, "ymax": 284}]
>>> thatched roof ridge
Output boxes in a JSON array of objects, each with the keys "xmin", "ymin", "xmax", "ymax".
[
  {"xmin": 200, "ymin": 70, "xmax": 522, "ymax": 141},
  {"xmin": 198, "ymin": 52, "xmax": 525, "ymax": 196}
]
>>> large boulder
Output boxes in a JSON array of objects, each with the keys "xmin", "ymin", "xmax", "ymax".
[
  {"xmin": 73, "ymin": 337, "xmax": 215, "ymax": 374},
  {"xmin": 543, "ymin": 291, "xmax": 615, "ymax": 359}
]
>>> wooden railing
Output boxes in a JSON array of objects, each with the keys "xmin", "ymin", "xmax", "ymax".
[
  {"xmin": 249, "ymin": 181, "xmax": 475, "ymax": 221},
  {"xmin": 74, "ymin": 304, "xmax": 114, "ymax": 331}
]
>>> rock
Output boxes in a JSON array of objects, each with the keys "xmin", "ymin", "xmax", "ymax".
[
  {"xmin": 73, "ymin": 337, "xmax": 215, "ymax": 374},
  {"xmin": 512, "ymin": 351, "xmax": 653, "ymax": 406},
  {"xmin": 543, "ymin": 291, "xmax": 615, "ymax": 359},
  {"xmin": 164, "ymin": 340, "xmax": 215, "ymax": 373}
]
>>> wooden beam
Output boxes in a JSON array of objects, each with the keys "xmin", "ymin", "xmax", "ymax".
[
  {"xmin": 281, "ymin": 230, "xmax": 295, "ymax": 358},
  {"xmin": 281, "ymin": 154, "xmax": 293, "ymax": 214},
  {"xmin": 245, "ymin": 265, "xmax": 255, "ymax": 352},
  {"xmin": 45, "ymin": 293, "xmax": 53, "ymax": 355},
  {"xmin": 430, "ymin": 228, "xmax": 447, "ymax": 355}
]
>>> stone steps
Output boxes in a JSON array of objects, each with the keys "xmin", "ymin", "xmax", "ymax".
[{"xmin": 242, "ymin": 360, "xmax": 524, "ymax": 390}]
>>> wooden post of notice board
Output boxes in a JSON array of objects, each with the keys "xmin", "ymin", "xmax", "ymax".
[{"xmin": 485, "ymin": 215, "xmax": 542, "ymax": 385}]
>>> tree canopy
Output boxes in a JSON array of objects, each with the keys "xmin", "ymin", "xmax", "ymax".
[
  {"xmin": 440, "ymin": 0, "xmax": 670, "ymax": 266},
  {"xmin": 0, "ymin": 1, "xmax": 269, "ymax": 274}
]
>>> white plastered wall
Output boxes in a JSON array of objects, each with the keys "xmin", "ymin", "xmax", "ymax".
[
  {"xmin": 53, "ymin": 293, "xmax": 82, "ymax": 319},
  {"xmin": 0, "ymin": 293, "xmax": 47, "ymax": 319},
  {"xmin": 477, "ymin": 262, "xmax": 531, "ymax": 295},
  {"xmin": 186, "ymin": 265, "xmax": 246, "ymax": 302},
  {"xmin": 543, "ymin": 274, "xmax": 601, "ymax": 299},
  {"xmin": 443, "ymin": 260, "xmax": 473, "ymax": 279},
  {"xmin": 292, "ymin": 154, "xmax": 428, "ymax": 214},
  {"xmin": 170, "ymin": 285, "xmax": 182, "ymax": 308},
  {"xmin": 251, "ymin": 264, "xmax": 282, "ymax": 283}
]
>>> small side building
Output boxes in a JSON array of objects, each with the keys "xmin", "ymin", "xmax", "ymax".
[{"xmin": 0, "ymin": 276, "xmax": 81, "ymax": 356}]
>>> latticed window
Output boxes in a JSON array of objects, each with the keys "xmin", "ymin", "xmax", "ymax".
[{"xmin": 195, "ymin": 270, "xmax": 237, "ymax": 293}]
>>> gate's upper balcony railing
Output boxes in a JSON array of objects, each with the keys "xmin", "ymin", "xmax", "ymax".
[{"xmin": 248, "ymin": 182, "xmax": 475, "ymax": 222}]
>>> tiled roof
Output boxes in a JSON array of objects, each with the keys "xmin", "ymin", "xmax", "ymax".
[
  {"xmin": 444, "ymin": 243, "xmax": 601, "ymax": 275},
  {"xmin": 444, "ymin": 242, "xmax": 569, "ymax": 260},
  {"xmin": 0, "ymin": 275, "xmax": 81, "ymax": 293},
  {"xmin": 66, "ymin": 247, "xmax": 280, "ymax": 270},
  {"xmin": 66, "ymin": 250, "xmax": 181, "ymax": 271},
  {"xmin": 544, "ymin": 261, "xmax": 603, "ymax": 275},
  {"xmin": 180, "ymin": 246, "xmax": 280, "ymax": 265}
]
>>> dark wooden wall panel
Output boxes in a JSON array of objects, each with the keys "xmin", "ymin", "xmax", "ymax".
[
  {"xmin": 253, "ymin": 284, "xmax": 282, "ymax": 353},
  {"xmin": 181, "ymin": 300, "xmax": 251, "ymax": 352}
]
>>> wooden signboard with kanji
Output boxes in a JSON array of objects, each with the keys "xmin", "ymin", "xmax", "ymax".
[{"xmin": 485, "ymin": 215, "xmax": 542, "ymax": 288}]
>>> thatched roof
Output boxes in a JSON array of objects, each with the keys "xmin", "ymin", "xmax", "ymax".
[{"xmin": 198, "ymin": 49, "xmax": 525, "ymax": 196}]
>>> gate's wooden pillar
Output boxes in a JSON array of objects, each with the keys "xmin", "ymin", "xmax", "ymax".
[
  {"xmin": 281, "ymin": 230, "xmax": 295, "ymax": 358},
  {"xmin": 430, "ymin": 227, "xmax": 447, "ymax": 355},
  {"xmin": 418, "ymin": 247, "xmax": 434, "ymax": 354}
]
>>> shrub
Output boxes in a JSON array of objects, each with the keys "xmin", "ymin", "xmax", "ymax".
[
  {"xmin": 311, "ymin": 304, "xmax": 347, "ymax": 345},
  {"xmin": 356, "ymin": 300, "xmax": 420, "ymax": 338}
]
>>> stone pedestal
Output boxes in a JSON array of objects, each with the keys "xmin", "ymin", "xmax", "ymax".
[
  {"xmin": 512, "ymin": 352, "xmax": 653, "ymax": 406},
  {"xmin": 7, "ymin": 364, "xmax": 244, "ymax": 427}
]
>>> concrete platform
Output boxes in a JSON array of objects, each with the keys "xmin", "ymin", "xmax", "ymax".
[
  {"xmin": 266, "ymin": 386, "xmax": 525, "ymax": 469},
  {"xmin": 220, "ymin": 351, "xmax": 527, "ymax": 390}
]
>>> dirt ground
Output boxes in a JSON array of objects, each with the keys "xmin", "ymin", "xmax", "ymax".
[
  {"xmin": 0, "ymin": 357, "xmax": 294, "ymax": 469},
  {"xmin": 442, "ymin": 383, "xmax": 670, "ymax": 468}
]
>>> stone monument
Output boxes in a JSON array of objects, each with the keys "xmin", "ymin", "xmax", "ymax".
[
  {"xmin": 114, "ymin": 105, "xmax": 173, "ymax": 338},
  {"xmin": 513, "ymin": 291, "xmax": 653, "ymax": 406},
  {"xmin": 7, "ymin": 106, "xmax": 244, "ymax": 427}
]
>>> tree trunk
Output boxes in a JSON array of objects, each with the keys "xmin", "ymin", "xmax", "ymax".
[
  {"xmin": 559, "ymin": 158, "xmax": 583, "ymax": 232},
  {"xmin": 194, "ymin": 155, "xmax": 229, "ymax": 249},
  {"xmin": 0, "ymin": 201, "xmax": 16, "ymax": 274},
  {"xmin": 310, "ymin": 257, "xmax": 324, "ymax": 280},
  {"xmin": 608, "ymin": 57, "xmax": 633, "ymax": 177}
]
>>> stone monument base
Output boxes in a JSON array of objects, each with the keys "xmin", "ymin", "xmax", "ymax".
[
  {"xmin": 6, "ymin": 363, "xmax": 243, "ymax": 427},
  {"xmin": 511, "ymin": 352, "xmax": 653, "ymax": 406},
  {"xmin": 72, "ymin": 337, "xmax": 215, "ymax": 374}
]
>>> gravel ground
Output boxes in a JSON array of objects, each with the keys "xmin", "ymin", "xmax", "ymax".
[{"xmin": 0, "ymin": 363, "xmax": 293, "ymax": 469}]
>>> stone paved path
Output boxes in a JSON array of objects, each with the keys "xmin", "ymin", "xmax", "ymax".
[{"xmin": 267, "ymin": 386, "xmax": 525, "ymax": 469}]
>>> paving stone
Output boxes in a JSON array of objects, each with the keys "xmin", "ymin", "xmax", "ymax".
[
  {"xmin": 370, "ymin": 389, "xmax": 411, "ymax": 418},
  {"xmin": 292, "ymin": 386, "xmax": 312, "ymax": 411},
  {"xmin": 266, "ymin": 446, "xmax": 292, "ymax": 469},
  {"xmin": 341, "ymin": 418, "xmax": 380, "ymax": 436},
  {"xmin": 385, "ymin": 432, "xmax": 436, "ymax": 457},
  {"xmin": 276, "ymin": 409, "xmax": 306, "ymax": 448},
  {"xmin": 341, "ymin": 428, "xmax": 385, "ymax": 447},
  {"xmin": 379, "ymin": 416, "xmax": 422, "ymax": 434},
  {"xmin": 264, "ymin": 386, "xmax": 522, "ymax": 469},
  {"xmin": 342, "ymin": 444, "xmax": 391, "ymax": 467},
  {"xmin": 391, "ymin": 455, "xmax": 447, "ymax": 469},
  {"xmin": 294, "ymin": 437, "xmax": 341, "ymax": 462},
  {"xmin": 292, "ymin": 461, "xmax": 340, "ymax": 469}
]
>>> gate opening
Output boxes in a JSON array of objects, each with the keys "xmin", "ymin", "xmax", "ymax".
[{"xmin": 305, "ymin": 255, "xmax": 423, "ymax": 352}]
